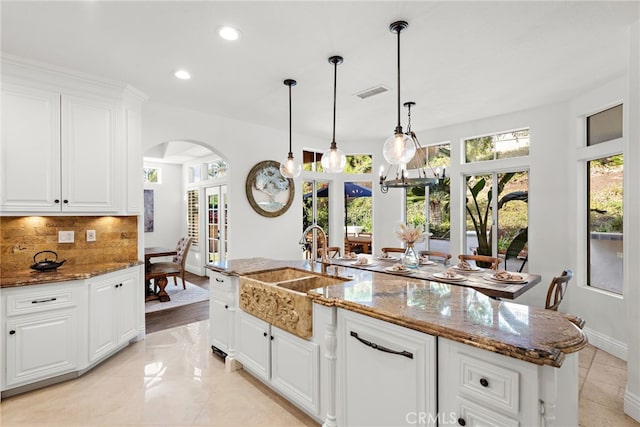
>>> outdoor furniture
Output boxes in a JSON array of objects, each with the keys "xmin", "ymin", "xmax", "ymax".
[
  {"xmin": 504, "ymin": 227, "xmax": 528, "ymax": 272},
  {"xmin": 458, "ymin": 254, "xmax": 502, "ymax": 270},
  {"xmin": 545, "ymin": 270, "xmax": 574, "ymax": 311},
  {"xmin": 419, "ymin": 250, "xmax": 452, "ymax": 265},
  {"xmin": 148, "ymin": 237, "xmax": 193, "ymax": 290},
  {"xmin": 346, "ymin": 234, "xmax": 372, "ymax": 254}
]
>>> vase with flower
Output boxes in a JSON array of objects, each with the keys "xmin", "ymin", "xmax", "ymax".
[{"xmin": 395, "ymin": 223, "xmax": 427, "ymax": 269}]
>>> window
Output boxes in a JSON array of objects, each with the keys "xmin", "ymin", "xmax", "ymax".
[
  {"xmin": 207, "ymin": 159, "xmax": 228, "ymax": 179},
  {"xmin": 587, "ymin": 105, "xmax": 623, "ymax": 146},
  {"xmin": 344, "ymin": 155, "xmax": 373, "ymax": 174},
  {"xmin": 464, "ymin": 129, "xmax": 530, "ymax": 163},
  {"xmin": 405, "ymin": 143, "xmax": 451, "ymax": 253},
  {"xmin": 303, "ymin": 150, "xmax": 323, "ymax": 172},
  {"xmin": 464, "ymin": 171, "xmax": 529, "ymax": 271},
  {"xmin": 587, "ymin": 156, "xmax": 623, "ymax": 294},
  {"xmin": 187, "ymin": 189, "xmax": 199, "ymax": 246},
  {"xmin": 143, "ymin": 167, "xmax": 160, "ymax": 183},
  {"xmin": 188, "ymin": 165, "xmax": 201, "ymax": 183}
]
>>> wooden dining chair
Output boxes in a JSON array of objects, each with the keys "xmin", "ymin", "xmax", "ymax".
[
  {"xmin": 458, "ymin": 254, "xmax": 502, "ymax": 270},
  {"xmin": 419, "ymin": 250, "xmax": 452, "ymax": 265},
  {"xmin": 381, "ymin": 247, "xmax": 406, "ymax": 256},
  {"xmin": 545, "ymin": 270, "xmax": 573, "ymax": 311},
  {"xmin": 149, "ymin": 237, "xmax": 193, "ymax": 289},
  {"xmin": 318, "ymin": 246, "xmax": 341, "ymax": 259}
]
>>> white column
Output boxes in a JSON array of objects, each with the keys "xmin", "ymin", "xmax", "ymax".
[{"xmin": 624, "ymin": 19, "xmax": 640, "ymax": 423}]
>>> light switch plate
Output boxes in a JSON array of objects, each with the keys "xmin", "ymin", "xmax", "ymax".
[
  {"xmin": 86, "ymin": 230, "xmax": 96, "ymax": 242},
  {"xmin": 58, "ymin": 231, "xmax": 74, "ymax": 243}
]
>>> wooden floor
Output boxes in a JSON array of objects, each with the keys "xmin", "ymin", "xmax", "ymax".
[{"xmin": 145, "ymin": 271, "xmax": 210, "ymax": 334}]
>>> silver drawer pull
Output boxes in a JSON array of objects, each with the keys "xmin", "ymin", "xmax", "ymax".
[
  {"xmin": 350, "ymin": 331, "xmax": 413, "ymax": 359},
  {"xmin": 31, "ymin": 297, "xmax": 57, "ymax": 304}
]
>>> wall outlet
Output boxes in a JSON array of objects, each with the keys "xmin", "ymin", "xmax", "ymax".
[
  {"xmin": 86, "ymin": 230, "xmax": 96, "ymax": 242},
  {"xmin": 58, "ymin": 231, "xmax": 75, "ymax": 243}
]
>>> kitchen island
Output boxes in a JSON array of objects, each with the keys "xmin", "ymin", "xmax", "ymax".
[{"xmin": 206, "ymin": 258, "xmax": 587, "ymax": 426}]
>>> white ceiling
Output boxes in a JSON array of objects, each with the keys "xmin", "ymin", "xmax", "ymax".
[{"xmin": 2, "ymin": 1, "xmax": 638, "ymax": 162}]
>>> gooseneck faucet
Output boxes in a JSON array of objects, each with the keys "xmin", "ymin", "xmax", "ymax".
[{"xmin": 299, "ymin": 224, "xmax": 330, "ymax": 272}]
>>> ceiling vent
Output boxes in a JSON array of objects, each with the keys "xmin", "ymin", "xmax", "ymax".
[{"xmin": 354, "ymin": 85, "xmax": 389, "ymax": 99}]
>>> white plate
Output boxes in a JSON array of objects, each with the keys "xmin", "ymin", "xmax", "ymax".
[
  {"xmin": 432, "ymin": 272, "xmax": 466, "ymax": 281},
  {"xmin": 453, "ymin": 265, "xmax": 482, "ymax": 272},
  {"xmin": 419, "ymin": 259, "xmax": 436, "ymax": 266},
  {"xmin": 351, "ymin": 261, "xmax": 375, "ymax": 267},
  {"xmin": 484, "ymin": 274, "xmax": 526, "ymax": 284},
  {"xmin": 384, "ymin": 266, "xmax": 411, "ymax": 274},
  {"xmin": 339, "ymin": 256, "xmax": 358, "ymax": 261},
  {"xmin": 377, "ymin": 256, "xmax": 399, "ymax": 261}
]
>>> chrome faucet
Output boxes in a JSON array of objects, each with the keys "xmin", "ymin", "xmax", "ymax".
[{"xmin": 299, "ymin": 224, "xmax": 330, "ymax": 272}]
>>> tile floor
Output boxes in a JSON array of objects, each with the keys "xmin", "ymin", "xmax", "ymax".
[{"xmin": 0, "ymin": 321, "xmax": 637, "ymax": 426}]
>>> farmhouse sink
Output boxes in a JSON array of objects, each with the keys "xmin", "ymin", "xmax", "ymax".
[{"xmin": 239, "ymin": 267, "xmax": 348, "ymax": 339}]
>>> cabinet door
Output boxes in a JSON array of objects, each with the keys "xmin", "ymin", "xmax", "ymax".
[
  {"xmin": 61, "ymin": 94, "xmax": 117, "ymax": 212},
  {"xmin": 235, "ymin": 310, "xmax": 270, "ymax": 381},
  {"xmin": 271, "ymin": 326, "xmax": 320, "ymax": 416},
  {"xmin": 117, "ymin": 274, "xmax": 138, "ymax": 344},
  {"xmin": 1, "ymin": 84, "xmax": 61, "ymax": 212},
  {"xmin": 338, "ymin": 309, "xmax": 437, "ymax": 427},
  {"xmin": 5, "ymin": 310, "xmax": 77, "ymax": 387},
  {"xmin": 210, "ymin": 289, "xmax": 230, "ymax": 353},
  {"xmin": 88, "ymin": 279, "xmax": 118, "ymax": 362}
]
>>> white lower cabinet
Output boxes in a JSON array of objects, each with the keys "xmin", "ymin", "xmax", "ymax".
[
  {"xmin": 337, "ymin": 309, "xmax": 437, "ymax": 427},
  {"xmin": 235, "ymin": 309, "xmax": 320, "ymax": 416},
  {"xmin": 2, "ymin": 281, "xmax": 83, "ymax": 388},
  {"xmin": 209, "ymin": 272, "xmax": 235, "ymax": 356},
  {"xmin": 438, "ymin": 338, "xmax": 540, "ymax": 426},
  {"xmin": 88, "ymin": 269, "xmax": 139, "ymax": 363}
]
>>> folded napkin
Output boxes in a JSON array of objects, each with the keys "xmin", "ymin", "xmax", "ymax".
[
  {"xmin": 420, "ymin": 255, "xmax": 430, "ymax": 262},
  {"xmin": 344, "ymin": 252, "xmax": 358, "ymax": 259},
  {"xmin": 442, "ymin": 268, "xmax": 461, "ymax": 278},
  {"xmin": 391, "ymin": 263, "xmax": 407, "ymax": 271},
  {"xmin": 380, "ymin": 251, "xmax": 391, "ymax": 259},
  {"xmin": 456, "ymin": 260, "xmax": 472, "ymax": 270},
  {"xmin": 354, "ymin": 255, "xmax": 369, "ymax": 265},
  {"xmin": 493, "ymin": 269, "xmax": 524, "ymax": 281}
]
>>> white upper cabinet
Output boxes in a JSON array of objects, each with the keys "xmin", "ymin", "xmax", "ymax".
[
  {"xmin": 0, "ymin": 56, "xmax": 146, "ymax": 215},
  {"xmin": 1, "ymin": 84, "xmax": 62, "ymax": 212}
]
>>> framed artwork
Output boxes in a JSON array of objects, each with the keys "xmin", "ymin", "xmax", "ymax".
[
  {"xmin": 144, "ymin": 189, "xmax": 154, "ymax": 232},
  {"xmin": 245, "ymin": 160, "xmax": 295, "ymax": 217}
]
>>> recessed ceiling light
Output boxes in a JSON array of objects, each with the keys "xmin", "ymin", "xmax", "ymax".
[
  {"xmin": 174, "ymin": 70, "xmax": 191, "ymax": 80},
  {"xmin": 218, "ymin": 26, "xmax": 240, "ymax": 41}
]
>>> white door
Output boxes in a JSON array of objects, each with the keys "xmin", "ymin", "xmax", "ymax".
[{"xmin": 206, "ymin": 185, "xmax": 228, "ymax": 263}]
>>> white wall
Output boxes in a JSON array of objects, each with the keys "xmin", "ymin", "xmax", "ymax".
[
  {"xmin": 141, "ymin": 101, "xmax": 327, "ymax": 263},
  {"xmin": 142, "ymin": 161, "xmax": 183, "ymax": 250}
]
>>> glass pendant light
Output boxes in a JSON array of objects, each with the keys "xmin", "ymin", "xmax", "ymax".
[
  {"xmin": 279, "ymin": 79, "xmax": 302, "ymax": 178},
  {"xmin": 382, "ymin": 20, "xmax": 415, "ymax": 165},
  {"xmin": 321, "ymin": 55, "xmax": 346, "ymax": 173}
]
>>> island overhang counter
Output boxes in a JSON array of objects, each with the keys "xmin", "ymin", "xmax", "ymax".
[{"xmin": 205, "ymin": 257, "xmax": 587, "ymax": 426}]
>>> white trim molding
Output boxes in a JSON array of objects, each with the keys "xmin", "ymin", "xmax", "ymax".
[
  {"xmin": 583, "ymin": 327, "xmax": 627, "ymax": 361},
  {"xmin": 624, "ymin": 388, "xmax": 640, "ymax": 423}
]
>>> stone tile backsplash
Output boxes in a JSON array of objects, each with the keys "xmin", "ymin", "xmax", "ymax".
[{"xmin": 0, "ymin": 216, "xmax": 138, "ymax": 274}]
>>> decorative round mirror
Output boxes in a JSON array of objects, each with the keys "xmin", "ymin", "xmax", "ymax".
[{"xmin": 245, "ymin": 160, "xmax": 295, "ymax": 217}]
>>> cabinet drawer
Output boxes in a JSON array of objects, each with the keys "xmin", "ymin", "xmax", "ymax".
[
  {"xmin": 5, "ymin": 283, "xmax": 81, "ymax": 317},
  {"xmin": 210, "ymin": 272, "xmax": 231, "ymax": 292},
  {"xmin": 454, "ymin": 397, "xmax": 520, "ymax": 427},
  {"xmin": 456, "ymin": 351, "xmax": 520, "ymax": 415}
]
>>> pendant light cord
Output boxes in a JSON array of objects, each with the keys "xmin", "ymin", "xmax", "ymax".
[
  {"xmin": 332, "ymin": 59, "xmax": 338, "ymax": 146},
  {"xmin": 396, "ymin": 27, "xmax": 401, "ymax": 132},
  {"xmin": 288, "ymin": 83, "xmax": 293, "ymax": 156}
]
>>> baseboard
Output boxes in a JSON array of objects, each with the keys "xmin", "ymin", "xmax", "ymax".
[
  {"xmin": 583, "ymin": 326, "xmax": 627, "ymax": 361},
  {"xmin": 624, "ymin": 388, "xmax": 640, "ymax": 423}
]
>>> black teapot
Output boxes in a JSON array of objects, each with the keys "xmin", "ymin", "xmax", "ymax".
[{"xmin": 30, "ymin": 251, "xmax": 67, "ymax": 272}]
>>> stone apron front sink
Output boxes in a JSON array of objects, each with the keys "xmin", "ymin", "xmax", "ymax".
[{"xmin": 239, "ymin": 267, "xmax": 348, "ymax": 339}]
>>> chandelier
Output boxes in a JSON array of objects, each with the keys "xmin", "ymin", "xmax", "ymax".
[{"xmin": 379, "ymin": 101, "xmax": 439, "ymax": 193}]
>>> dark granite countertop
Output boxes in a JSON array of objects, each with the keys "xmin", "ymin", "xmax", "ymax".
[{"xmin": 0, "ymin": 261, "xmax": 143, "ymax": 288}]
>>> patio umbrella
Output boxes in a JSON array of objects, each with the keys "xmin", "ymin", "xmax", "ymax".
[{"xmin": 304, "ymin": 182, "xmax": 372, "ymax": 236}]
